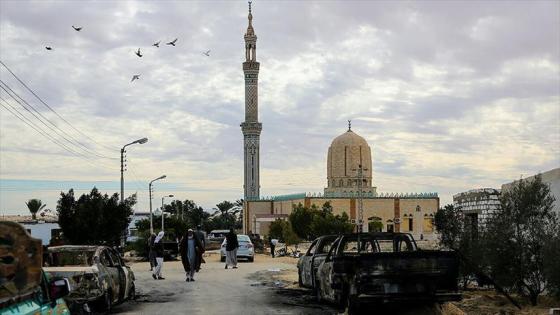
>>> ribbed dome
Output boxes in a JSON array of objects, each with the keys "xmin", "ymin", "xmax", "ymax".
[
  {"xmin": 330, "ymin": 130, "xmax": 369, "ymax": 148},
  {"xmin": 326, "ymin": 128, "xmax": 374, "ymax": 193}
]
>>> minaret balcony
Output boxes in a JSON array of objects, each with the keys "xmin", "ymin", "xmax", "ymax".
[{"xmin": 243, "ymin": 62, "xmax": 260, "ymax": 71}]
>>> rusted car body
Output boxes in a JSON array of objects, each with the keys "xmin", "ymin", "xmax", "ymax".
[
  {"xmin": 43, "ymin": 245, "xmax": 135, "ymax": 312},
  {"xmin": 297, "ymin": 235, "xmax": 337, "ymax": 289},
  {"xmin": 315, "ymin": 233, "xmax": 461, "ymax": 313}
]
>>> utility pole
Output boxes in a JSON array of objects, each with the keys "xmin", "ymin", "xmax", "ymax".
[
  {"xmin": 353, "ymin": 164, "xmax": 368, "ymax": 233},
  {"xmin": 149, "ymin": 175, "xmax": 166, "ymax": 234}
]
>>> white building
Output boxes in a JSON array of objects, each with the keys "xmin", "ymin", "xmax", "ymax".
[{"xmin": 501, "ymin": 167, "xmax": 560, "ymax": 214}]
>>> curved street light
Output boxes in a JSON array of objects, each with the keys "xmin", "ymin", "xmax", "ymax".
[
  {"xmin": 149, "ymin": 175, "xmax": 167, "ymax": 233},
  {"xmin": 121, "ymin": 137, "xmax": 149, "ymax": 203}
]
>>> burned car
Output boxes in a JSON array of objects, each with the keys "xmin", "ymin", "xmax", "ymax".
[
  {"xmin": 43, "ymin": 245, "xmax": 135, "ymax": 312},
  {"xmin": 315, "ymin": 233, "xmax": 461, "ymax": 313},
  {"xmin": 297, "ymin": 235, "xmax": 337, "ymax": 289}
]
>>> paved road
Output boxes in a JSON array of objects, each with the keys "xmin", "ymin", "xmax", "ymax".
[{"xmin": 112, "ymin": 254, "xmax": 338, "ymax": 315}]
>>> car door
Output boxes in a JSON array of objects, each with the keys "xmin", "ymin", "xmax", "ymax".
[
  {"xmin": 98, "ymin": 249, "xmax": 119, "ymax": 303},
  {"xmin": 311, "ymin": 237, "xmax": 336, "ymax": 288},
  {"xmin": 317, "ymin": 238, "xmax": 341, "ymax": 302},
  {"xmin": 300, "ymin": 240, "xmax": 317, "ymax": 287},
  {"xmin": 107, "ymin": 248, "xmax": 127, "ymax": 303}
]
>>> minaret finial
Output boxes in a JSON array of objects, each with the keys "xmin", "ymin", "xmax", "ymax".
[
  {"xmin": 248, "ymin": 1, "xmax": 252, "ymax": 14},
  {"xmin": 348, "ymin": 120, "xmax": 352, "ymax": 131}
]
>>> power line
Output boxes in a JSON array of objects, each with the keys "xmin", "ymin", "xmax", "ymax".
[
  {"xmin": 0, "ymin": 81, "xmax": 118, "ymax": 160},
  {"xmin": 0, "ymin": 60, "xmax": 121, "ymax": 152},
  {"xmin": 0, "ymin": 96, "xmax": 119, "ymax": 171}
]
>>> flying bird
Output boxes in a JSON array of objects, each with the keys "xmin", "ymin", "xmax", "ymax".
[
  {"xmin": 166, "ymin": 38, "xmax": 178, "ymax": 46},
  {"xmin": 72, "ymin": 25, "xmax": 82, "ymax": 31},
  {"xmin": 152, "ymin": 41, "xmax": 160, "ymax": 48},
  {"xmin": 131, "ymin": 75, "xmax": 140, "ymax": 82},
  {"xmin": 135, "ymin": 48, "xmax": 143, "ymax": 57},
  {"xmin": 203, "ymin": 50, "xmax": 211, "ymax": 56},
  {"xmin": 45, "ymin": 46, "xmax": 53, "ymax": 50}
]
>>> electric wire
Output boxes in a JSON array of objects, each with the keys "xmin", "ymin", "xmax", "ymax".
[
  {"xmin": 0, "ymin": 80, "xmax": 118, "ymax": 160},
  {"xmin": 0, "ymin": 96, "xmax": 119, "ymax": 171},
  {"xmin": 0, "ymin": 60, "xmax": 120, "ymax": 151}
]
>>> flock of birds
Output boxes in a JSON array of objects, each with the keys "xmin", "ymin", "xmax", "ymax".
[{"xmin": 45, "ymin": 25, "xmax": 212, "ymax": 83}]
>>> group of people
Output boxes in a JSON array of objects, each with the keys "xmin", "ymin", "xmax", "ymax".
[
  {"xmin": 147, "ymin": 226, "xmax": 242, "ymax": 281},
  {"xmin": 148, "ymin": 225, "xmax": 206, "ymax": 282}
]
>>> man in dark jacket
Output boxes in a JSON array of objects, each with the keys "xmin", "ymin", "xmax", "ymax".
[
  {"xmin": 224, "ymin": 228, "xmax": 239, "ymax": 269},
  {"xmin": 179, "ymin": 229, "xmax": 204, "ymax": 281}
]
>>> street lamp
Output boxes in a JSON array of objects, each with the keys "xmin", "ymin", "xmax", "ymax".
[
  {"xmin": 120, "ymin": 137, "xmax": 148, "ymax": 204},
  {"xmin": 149, "ymin": 175, "xmax": 166, "ymax": 233},
  {"xmin": 161, "ymin": 194, "xmax": 174, "ymax": 232}
]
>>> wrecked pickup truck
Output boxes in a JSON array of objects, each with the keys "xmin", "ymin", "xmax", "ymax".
[
  {"xmin": 0, "ymin": 221, "xmax": 71, "ymax": 315},
  {"xmin": 43, "ymin": 245, "xmax": 135, "ymax": 313},
  {"xmin": 315, "ymin": 232, "xmax": 461, "ymax": 313}
]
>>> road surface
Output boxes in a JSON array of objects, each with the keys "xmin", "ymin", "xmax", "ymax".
[{"xmin": 112, "ymin": 253, "xmax": 338, "ymax": 314}]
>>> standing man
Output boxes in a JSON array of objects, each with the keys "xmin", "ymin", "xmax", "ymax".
[
  {"xmin": 179, "ymin": 229, "xmax": 204, "ymax": 282},
  {"xmin": 195, "ymin": 225, "xmax": 206, "ymax": 271},
  {"xmin": 225, "ymin": 228, "xmax": 239, "ymax": 269},
  {"xmin": 147, "ymin": 233, "xmax": 156, "ymax": 271},
  {"xmin": 152, "ymin": 231, "xmax": 165, "ymax": 280},
  {"xmin": 268, "ymin": 236, "xmax": 275, "ymax": 258}
]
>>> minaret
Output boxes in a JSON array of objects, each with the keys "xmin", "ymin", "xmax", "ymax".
[{"xmin": 241, "ymin": 1, "xmax": 262, "ymax": 201}]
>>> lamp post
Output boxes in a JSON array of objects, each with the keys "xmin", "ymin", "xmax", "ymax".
[
  {"xmin": 149, "ymin": 175, "xmax": 166, "ymax": 233},
  {"xmin": 120, "ymin": 137, "xmax": 148, "ymax": 203},
  {"xmin": 161, "ymin": 194, "xmax": 174, "ymax": 232}
]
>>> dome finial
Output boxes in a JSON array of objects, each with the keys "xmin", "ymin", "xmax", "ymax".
[{"xmin": 348, "ymin": 120, "xmax": 352, "ymax": 131}]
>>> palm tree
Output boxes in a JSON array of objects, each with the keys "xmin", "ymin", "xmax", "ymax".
[{"xmin": 26, "ymin": 199, "xmax": 46, "ymax": 220}]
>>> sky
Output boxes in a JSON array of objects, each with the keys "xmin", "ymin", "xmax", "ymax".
[{"xmin": 0, "ymin": 0, "xmax": 559, "ymax": 215}]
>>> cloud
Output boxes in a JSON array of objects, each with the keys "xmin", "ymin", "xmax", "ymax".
[{"xmin": 0, "ymin": 0, "xmax": 558, "ymax": 212}]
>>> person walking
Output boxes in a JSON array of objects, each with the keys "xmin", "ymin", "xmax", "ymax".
[
  {"xmin": 148, "ymin": 233, "xmax": 156, "ymax": 271},
  {"xmin": 195, "ymin": 225, "xmax": 206, "ymax": 271},
  {"xmin": 179, "ymin": 229, "xmax": 204, "ymax": 282},
  {"xmin": 152, "ymin": 231, "xmax": 165, "ymax": 280},
  {"xmin": 224, "ymin": 228, "xmax": 239, "ymax": 269},
  {"xmin": 268, "ymin": 236, "xmax": 276, "ymax": 258}
]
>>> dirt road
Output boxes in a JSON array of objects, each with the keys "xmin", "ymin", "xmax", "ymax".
[{"xmin": 112, "ymin": 253, "xmax": 339, "ymax": 314}]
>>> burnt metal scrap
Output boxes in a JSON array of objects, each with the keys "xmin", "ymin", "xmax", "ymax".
[
  {"xmin": 301, "ymin": 232, "xmax": 462, "ymax": 313},
  {"xmin": 43, "ymin": 245, "xmax": 136, "ymax": 312}
]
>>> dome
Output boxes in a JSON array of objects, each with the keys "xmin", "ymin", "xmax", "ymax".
[{"xmin": 325, "ymin": 128, "xmax": 375, "ymax": 195}]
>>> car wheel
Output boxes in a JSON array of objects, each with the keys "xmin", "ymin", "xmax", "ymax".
[{"xmin": 220, "ymin": 256, "xmax": 225, "ymax": 262}]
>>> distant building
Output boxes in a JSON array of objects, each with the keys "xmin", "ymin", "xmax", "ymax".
[
  {"xmin": 453, "ymin": 188, "xmax": 501, "ymax": 229},
  {"xmin": 244, "ymin": 125, "xmax": 439, "ymax": 239},
  {"xmin": 501, "ymin": 167, "xmax": 560, "ymax": 214},
  {"xmin": 127, "ymin": 212, "xmax": 150, "ymax": 242}
]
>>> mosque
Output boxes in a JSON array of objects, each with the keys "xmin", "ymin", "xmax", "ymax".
[{"xmin": 240, "ymin": 4, "xmax": 439, "ymax": 239}]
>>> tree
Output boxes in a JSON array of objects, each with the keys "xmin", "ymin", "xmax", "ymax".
[
  {"xmin": 434, "ymin": 204, "xmax": 463, "ymax": 249},
  {"xmin": 26, "ymin": 199, "xmax": 46, "ymax": 220},
  {"xmin": 216, "ymin": 201, "xmax": 234, "ymax": 215},
  {"xmin": 268, "ymin": 219, "xmax": 286, "ymax": 240},
  {"xmin": 57, "ymin": 188, "xmax": 135, "ymax": 246},
  {"xmin": 289, "ymin": 202, "xmax": 354, "ymax": 240},
  {"xmin": 289, "ymin": 203, "xmax": 315, "ymax": 239},
  {"xmin": 485, "ymin": 175, "xmax": 558, "ymax": 305}
]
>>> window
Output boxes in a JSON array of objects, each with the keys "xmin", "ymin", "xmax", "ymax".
[
  {"xmin": 306, "ymin": 241, "xmax": 317, "ymax": 255},
  {"xmin": 99, "ymin": 251, "xmax": 112, "ymax": 267},
  {"xmin": 108, "ymin": 249, "xmax": 121, "ymax": 267},
  {"xmin": 423, "ymin": 217, "xmax": 433, "ymax": 232},
  {"xmin": 408, "ymin": 218, "xmax": 413, "ymax": 231},
  {"xmin": 317, "ymin": 239, "xmax": 334, "ymax": 254}
]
